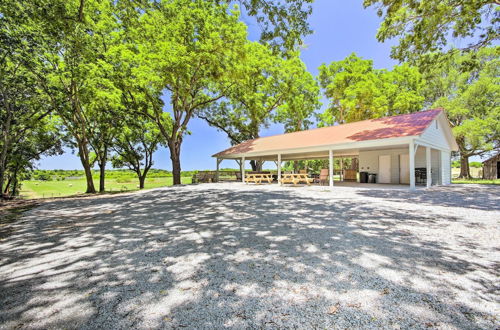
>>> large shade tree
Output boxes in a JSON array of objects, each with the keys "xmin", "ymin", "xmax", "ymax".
[
  {"xmin": 13, "ymin": 0, "xmax": 124, "ymax": 193},
  {"xmin": 1, "ymin": 0, "xmax": 317, "ymax": 193},
  {"xmin": 85, "ymin": 65, "xmax": 124, "ymax": 193},
  {"xmin": 127, "ymin": 0, "xmax": 314, "ymax": 53},
  {"xmin": 318, "ymin": 53, "xmax": 425, "ymax": 125},
  {"xmin": 364, "ymin": 0, "xmax": 499, "ymax": 63},
  {"xmin": 219, "ymin": 0, "xmax": 314, "ymax": 52},
  {"xmin": 0, "ymin": 62, "xmax": 63, "ymax": 197},
  {"xmin": 125, "ymin": 0, "xmax": 248, "ymax": 184},
  {"xmin": 198, "ymin": 43, "xmax": 320, "ymax": 170},
  {"xmin": 0, "ymin": 8, "xmax": 64, "ymax": 197},
  {"xmin": 424, "ymin": 47, "xmax": 499, "ymax": 178}
]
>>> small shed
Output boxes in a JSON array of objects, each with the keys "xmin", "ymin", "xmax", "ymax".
[{"xmin": 482, "ymin": 154, "xmax": 500, "ymax": 179}]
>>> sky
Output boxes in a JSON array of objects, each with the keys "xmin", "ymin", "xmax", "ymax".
[{"xmin": 38, "ymin": 0, "xmax": 403, "ymax": 171}]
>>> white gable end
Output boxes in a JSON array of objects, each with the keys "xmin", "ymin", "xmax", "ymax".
[{"xmin": 417, "ymin": 118, "xmax": 452, "ymax": 151}]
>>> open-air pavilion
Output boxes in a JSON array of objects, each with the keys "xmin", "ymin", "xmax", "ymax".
[{"xmin": 213, "ymin": 109, "xmax": 459, "ymax": 190}]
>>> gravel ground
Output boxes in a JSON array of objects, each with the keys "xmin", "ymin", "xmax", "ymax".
[{"xmin": 0, "ymin": 183, "xmax": 499, "ymax": 329}]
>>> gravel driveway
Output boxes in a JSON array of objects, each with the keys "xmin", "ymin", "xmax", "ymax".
[{"xmin": 1, "ymin": 183, "xmax": 499, "ymax": 329}]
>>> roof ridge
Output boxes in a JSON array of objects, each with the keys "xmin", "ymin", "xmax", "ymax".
[{"xmin": 249, "ymin": 108, "xmax": 444, "ymax": 142}]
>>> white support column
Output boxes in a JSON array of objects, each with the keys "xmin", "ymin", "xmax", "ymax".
[
  {"xmin": 241, "ymin": 157, "xmax": 245, "ymax": 183},
  {"xmin": 340, "ymin": 158, "xmax": 343, "ymax": 181},
  {"xmin": 216, "ymin": 158, "xmax": 221, "ymax": 183},
  {"xmin": 409, "ymin": 140, "xmax": 416, "ymax": 190},
  {"xmin": 426, "ymin": 147, "xmax": 432, "ymax": 188},
  {"xmin": 440, "ymin": 151, "xmax": 451, "ymax": 185},
  {"xmin": 277, "ymin": 154, "xmax": 282, "ymax": 185},
  {"xmin": 329, "ymin": 150, "xmax": 334, "ymax": 188}
]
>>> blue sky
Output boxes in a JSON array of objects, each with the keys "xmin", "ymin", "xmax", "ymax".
[{"xmin": 39, "ymin": 1, "xmax": 401, "ymax": 171}]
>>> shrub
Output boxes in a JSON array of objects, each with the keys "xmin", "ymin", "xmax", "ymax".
[
  {"xmin": 469, "ymin": 161, "xmax": 482, "ymax": 168},
  {"xmin": 34, "ymin": 173, "xmax": 52, "ymax": 181},
  {"xmin": 116, "ymin": 177, "xmax": 133, "ymax": 183}
]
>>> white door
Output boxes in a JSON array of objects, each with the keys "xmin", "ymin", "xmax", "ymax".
[
  {"xmin": 399, "ymin": 154, "xmax": 409, "ymax": 184},
  {"xmin": 378, "ymin": 155, "xmax": 391, "ymax": 183}
]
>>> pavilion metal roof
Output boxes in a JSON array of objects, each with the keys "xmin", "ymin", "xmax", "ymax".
[{"xmin": 213, "ymin": 109, "xmax": 445, "ymax": 159}]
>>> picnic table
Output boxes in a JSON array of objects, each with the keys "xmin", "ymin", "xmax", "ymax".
[
  {"xmin": 280, "ymin": 173, "xmax": 314, "ymax": 186},
  {"xmin": 245, "ymin": 173, "xmax": 273, "ymax": 184}
]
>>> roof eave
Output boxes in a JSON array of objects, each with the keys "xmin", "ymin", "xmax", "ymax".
[{"xmin": 213, "ymin": 135, "xmax": 417, "ymax": 159}]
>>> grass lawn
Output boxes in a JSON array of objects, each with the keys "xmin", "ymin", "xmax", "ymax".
[
  {"xmin": 450, "ymin": 167, "xmax": 499, "ymax": 184},
  {"xmin": 452, "ymin": 178, "xmax": 500, "ymax": 185},
  {"xmin": 20, "ymin": 176, "xmax": 192, "ymax": 199}
]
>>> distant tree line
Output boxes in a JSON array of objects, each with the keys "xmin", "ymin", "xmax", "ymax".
[
  {"xmin": 29, "ymin": 169, "xmax": 193, "ymax": 181},
  {"xmin": 1, "ymin": 0, "xmax": 498, "ymax": 198}
]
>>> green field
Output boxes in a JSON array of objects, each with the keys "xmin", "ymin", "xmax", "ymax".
[
  {"xmin": 18, "ymin": 169, "xmax": 499, "ymax": 199},
  {"xmin": 20, "ymin": 176, "xmax": 192, "ymax": 199},
  {"xmin": 452, "ymin": 178, "xmax": 500, "ymax": 185}
]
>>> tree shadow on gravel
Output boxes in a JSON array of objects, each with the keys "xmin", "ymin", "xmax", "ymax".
[
  {"xmin": 355, "ymin": 184, "xmax": 500, "ymax": 211},
  {"xmin": 0, "ymin": 186, "xmax": 498, "ymax": 329}
]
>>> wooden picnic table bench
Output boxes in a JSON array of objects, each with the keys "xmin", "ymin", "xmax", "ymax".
[
  {"xmin": 280, "ymin": 173, "xmax": 314, "ymax": 186},
  {"xmin": 245, "ymin": 173, "xmax": 273, "ymax": 184}
]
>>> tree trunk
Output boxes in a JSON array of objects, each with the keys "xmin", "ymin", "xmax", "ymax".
[
  {"xmin": 139, "ymin": 175, "xmax": 146, "ymax": 189},
  {"xmin": 171, "ymin": 155, "xmax": 181, "ymax": 185},
  {"xmin": 3, "ymin": 176, "xmax": 11, "ymax": 195},
  {"xmin": 0, "ymin": 114, "xmax": 12, "ymax": 198},
  {"xmin": 250, "ymin": 160, "xmax": 257, "ymax": 171},
  {"xmin": 139, "ymin": 166, "xmax": 152, "ymax": 189},
  {"xmin": 0, "ymin": 164, "xmax": 6, "ymax": 198},
  {"xmin": 459, "ymin": 155, "xmax": 471, "ymax": 179},
  {"xmin": 99, "ymin": 145, "xmax": 108, "ymax": 193},
  {"xmin": 3, "ymin": 166, "xmax": 18, "ymax": 196},
  {"xmin": 256, "ymin": 161, "xmax": 263, "ymax": 172},
  {"xmin": 77, "ymin": 142, "xmax": 96, "ymax": 193},
  {"xmin": 83, "ymin": 162, "xmax": 96, "ymax": 193},
  {"xmin": 249, "ymin": 160, "xmax": 264, "ymax": 172},
  {"xmin": 0, "ymin": 146, "xmax": 7, "ymax": 197},
  {"xmin": 99, "ymin": 161, "xmax": 106, "ymax": 193},
  {"xmin": 0, "ymin": 171, "xmax": 4, "ymax": 198},
  {"xmin": 168, "ymin": 141, "xmax": 182, "ymax": 185},
  {"xmin": 11, "ymin": 173, "xmax": 19, "ymax": 197}
]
